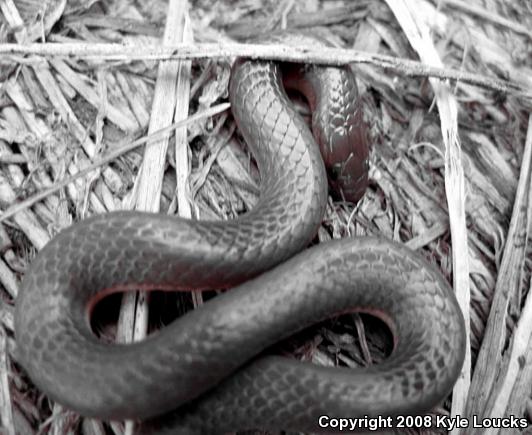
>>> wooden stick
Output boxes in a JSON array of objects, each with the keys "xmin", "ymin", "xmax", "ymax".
[
  {"xmin": 0, "ymin": 42, "xmax": 529, "ymax": 98},
  {"xmin": 465, "ymin": 115, "xmax": 532, "ymax": 434}
]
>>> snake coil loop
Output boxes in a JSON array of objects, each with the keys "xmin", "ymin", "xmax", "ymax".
[{"xmin": 15, "ymin": 34, "xmax": 465, "ymax": 434}]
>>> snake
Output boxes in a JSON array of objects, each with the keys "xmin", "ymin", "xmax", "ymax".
[{"xmin": 14, "ymin": 33, "xmax": 466, "ymax": 434}]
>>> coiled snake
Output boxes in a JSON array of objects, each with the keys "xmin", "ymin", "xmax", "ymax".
[{"xmin": 15, "ymin": 34, "xmax": 466, "ymax": 434}]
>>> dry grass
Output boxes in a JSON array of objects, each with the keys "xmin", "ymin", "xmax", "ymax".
[{"xmin": 0, "ymin": 0, "xmax": 531, "ymax": 434}]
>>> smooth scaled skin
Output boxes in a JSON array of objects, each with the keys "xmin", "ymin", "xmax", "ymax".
[{"xmin": 15, "ymin": 33, "xmax": 466, "ymax": 434}]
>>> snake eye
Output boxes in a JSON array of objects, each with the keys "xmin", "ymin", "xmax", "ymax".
[{"xmin": 329, "ymin": 163, "xmax": 343, "ymax": 181}]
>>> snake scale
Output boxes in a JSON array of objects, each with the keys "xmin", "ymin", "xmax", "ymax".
[{"xmin": 15, "ymin": 34, "xmax": 466, "ymax": 434}]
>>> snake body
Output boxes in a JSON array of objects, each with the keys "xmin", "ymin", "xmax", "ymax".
[{"xmin": 15, "ymin": 34, "xmax": 466, "ymax": 434}]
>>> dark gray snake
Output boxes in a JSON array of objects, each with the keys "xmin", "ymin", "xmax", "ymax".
[{"xmin": 15, "ymin": 34, "xmax": 466, "ymax": 434}]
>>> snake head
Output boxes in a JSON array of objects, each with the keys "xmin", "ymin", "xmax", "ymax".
[
  {"xmin": 282, "ymin": 62, "xmax": 371, "ymax": 204},
  {"xmin": 328, "ymin": 154, "xmax": 369, "ymax": 203},
  {"xmin": 319, "ymin": 104, "xmax": 370, "ymax": 203}
]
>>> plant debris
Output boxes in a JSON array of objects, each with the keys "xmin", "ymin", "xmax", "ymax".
[{"xmin": 0, "ymin": 0, "xmax": 531, "ymax": 434}]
